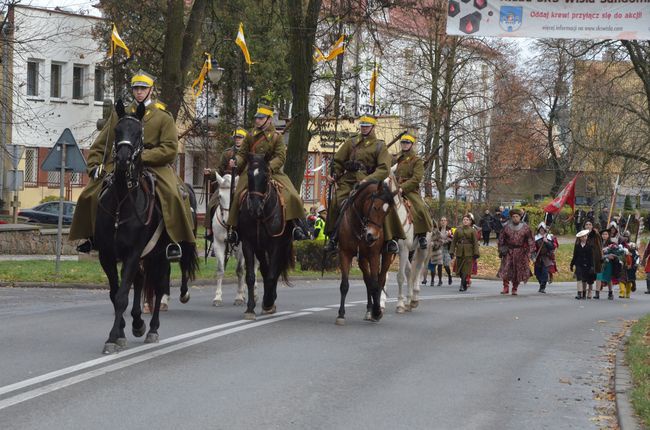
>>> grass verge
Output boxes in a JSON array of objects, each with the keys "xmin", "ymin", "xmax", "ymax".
[{"xmin": 626, "ymin": 314, "xmax": 650, "ymax": 427}]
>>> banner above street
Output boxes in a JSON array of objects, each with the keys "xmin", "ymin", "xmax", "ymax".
[{"xmin": 446, "ymin": 0, "xmax": 650, "ymax": 40}]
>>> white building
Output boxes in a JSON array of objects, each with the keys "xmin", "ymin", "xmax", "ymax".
[{"xmin": 1, "ymin": 5, "xmax": 108, "ymax": 209}]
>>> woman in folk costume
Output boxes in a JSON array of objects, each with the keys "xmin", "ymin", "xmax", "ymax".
[
  {"xmin": 642, "ymin": 239, "xmax": 650, "ymax": 295},
  {"xmin": 226, "ymin": 103, "xmax": 310, "ymax": 242},
  {"xmin": 533, "ymin": 222, "xmax": 556, "ymax": 294},
  {"xmin": 595, "ymin": 229, "xmax": 615, "ymax": 300},
  {"xmin": 437, "ymin": 216, "xmax": 454, "ymax": 286},
  {"xmin": 497, "ymin": 208, "xmax": 535, "ymax": 296},
  {"xmin": 450, "ymin": 214, "xmax": 480, "ymax": 292}
]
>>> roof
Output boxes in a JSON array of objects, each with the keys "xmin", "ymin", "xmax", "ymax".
[{"xmin": 13, "ymin": 4, "xmax": 104, "ymax": 21}]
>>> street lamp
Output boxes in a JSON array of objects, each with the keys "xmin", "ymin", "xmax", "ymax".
[{"xmin": 204, "ymin": 58, "xmax": 224, "ymax": 229}]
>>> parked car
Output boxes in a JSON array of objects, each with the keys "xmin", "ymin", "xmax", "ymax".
[{"xmin": 18, "ymin": 201, "xmax": 76, "ymax": 225}]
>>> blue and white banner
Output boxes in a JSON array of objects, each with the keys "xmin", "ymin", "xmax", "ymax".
[{"xmin": 446, "ymin": 0, "xmax": 650, "ymax": 40}]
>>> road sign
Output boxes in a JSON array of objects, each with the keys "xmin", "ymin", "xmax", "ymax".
[
  {"xmin": 5, "ymin": 169, "xmax": 24, "ymax": 191},
  {"xmin": 41, "ymin": 128, "xmax": 87, "ymax": 173},
  {"xmin": 6, "ymin": 145, "xmax": 25, "ymax": 169}
]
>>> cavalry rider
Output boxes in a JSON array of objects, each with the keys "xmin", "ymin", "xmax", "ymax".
[
  {"xmin": 393, "ymin": 133, "xmax": 433, "ymax": 249},
  {"xmin": 203, "ymin": 128, "xmax": 247, "ymax": 240},
  {"xmin": 226, "ymin": 103, "xmax": 310, "ymax": 241},
  {"xmin": 69, "ymin": 70, "xmax": 196, "ymax": 258},
  {"xmin": 313, "ymin": 205, "xmax": 327, "ymax": 241},
  {"xmin": 324, "ymin": 114, "xmax": 405, "ymax": 254}
]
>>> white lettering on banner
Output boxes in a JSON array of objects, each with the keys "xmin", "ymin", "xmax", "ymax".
[{"xmin": 445, "ymin": 0, "xmax": 650, "ymax": 40}]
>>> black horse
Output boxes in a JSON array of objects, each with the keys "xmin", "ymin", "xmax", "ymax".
[
  {"xmin": 95, "ymin": 101, "xmax": 198, "ymax": 354},
  {"xmin": 237, "ymin": 154, "xmax": 293, "ymax": 320}
]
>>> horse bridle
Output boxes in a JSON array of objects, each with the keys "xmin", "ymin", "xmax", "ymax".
[
  {"xmin": 349, "ymin": 186, "xmax": 385, "ymax": 242},
  {"xmin": 113, "ymin": 116, "xmax": 144, "ymax": 189}
]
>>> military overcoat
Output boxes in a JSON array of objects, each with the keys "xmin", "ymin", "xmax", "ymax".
[{"xmin": 394, "ymin": 149, "xmax": 433, "ymax": 235}]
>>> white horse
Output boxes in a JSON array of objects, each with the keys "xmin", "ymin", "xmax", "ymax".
[
  {"xmin": 380, "ymin": 172, "xmax": 430, "ymax": 313},
  {"xmin": 211, "ymin": 172, "xmax": 257, "ymax": 306}
]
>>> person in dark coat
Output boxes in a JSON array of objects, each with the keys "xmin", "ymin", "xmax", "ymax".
[
  {"xmin": 570, "ymin": 229, "xmax": 595, "ymax": 299},
  {"xmin": 479, "ymin": 209, "xmax": 493, "ymax": 246},
  {"xmin": 533, "ymin": 222, "xmax": 556, "ymax": 293},
  {"xmin": 450, "ymin": 214, "xmax": 480, "ymax": 292},
  {"xmin": 574, "ymin": 208, "xmax": 586, "ymax": 234}
]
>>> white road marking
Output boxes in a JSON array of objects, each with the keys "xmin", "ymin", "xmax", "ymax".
[
  {"xmin": 302, "ymin": 307, "xmax": 330, "ymax": 312},
  {"xmin": 0, "ymin": 311, "xmax": 292, "ymax": 398},
  {"xmin": 0, "ymin": 312, "xmax": 311, "ymax": 411}
]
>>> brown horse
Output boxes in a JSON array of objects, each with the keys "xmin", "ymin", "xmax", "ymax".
[{"xmin": 335, "ymin": 180, "xmax": 397, "ymax": 325}]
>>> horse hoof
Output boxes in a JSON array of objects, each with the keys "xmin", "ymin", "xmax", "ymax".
[
  {"xmin": 102, "ymin": 343, "xmax": 118, "ymax": 354},
  {"xmin": 363, "ymin": 311, "xmax": 372, "ymax": 321},
  {"xmin": 410, "ymin": 300, "xmax": 419, "ymax": 309},
  {"xmin": 335, "ymin": 317, "xmax": 346, "ymax": 326},
  {"xmin": 143, "ymin": 303, "xmax": 151, "ymax": 314},
  {"xmin": 160, "ymin": 302, "xmax": 168, "ymax": 312},
  {"xmin": 180, "ymin": 293, "xmax": 190, "ymax": 304},
  {"xmin": 133, "ymin": 324, "xmax": 146, "ymax": 338},
  {"xmin": 233, "ymin": 298, "xmax": 244, "ymax": 306},
  {"xmin": 212, "ymin": 299, "xmax": 223, "ymax": 307},
  {"xmin": 370, "ymin": 311, "xmax": 384, "ymax": 322},
  {"xmin": 244, "ymin": 312, "xmax": 256, "ymax": 321},
  {"xmin": 144, "ymin": 333, "xmax": 159, "ymax": 344},
  {"xmin": 396, "ymin": 306, "xmax": 406, "ymax": 314},
  {"xmin": 116, "ymin": 337, "xmax": 127, "ymax": 348},
  {"xmin": 261, "ymin": 305, "xmax": 276, "ymax": 315}
]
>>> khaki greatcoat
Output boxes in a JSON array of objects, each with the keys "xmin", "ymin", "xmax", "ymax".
[
  {"xmin": 325, "ymin": 131, "xmax": 405, "ymax": 241},
  {"xmin": 450, "ymin": 225, "xmax": 480, "ymax": 279},
  {"xmin": 226, "ymin": 125, "xmax": 304, "ymax": 226},
  {"xmin": 394, "ymin": 149, "xmax": 433, "ymax": 235},
  {"xmin": 69, "ymin": 101, "xmax": 195, "ymax": 244}
]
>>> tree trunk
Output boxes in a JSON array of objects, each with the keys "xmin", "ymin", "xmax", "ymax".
[{"xmin": 284, "ymin": 0, "xmax": 322, "ymax": 189}]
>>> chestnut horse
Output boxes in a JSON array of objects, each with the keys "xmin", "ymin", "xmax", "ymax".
[{"xmin": 335, "ymin": 180, "xmax": 396, "ymax": 325}]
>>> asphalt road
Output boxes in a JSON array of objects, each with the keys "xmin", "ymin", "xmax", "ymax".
[{"xmin": 0, "ymin": 277, "xmax": 648, "ymax": 430}]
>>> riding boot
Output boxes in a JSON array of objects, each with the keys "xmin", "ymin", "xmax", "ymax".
[
  {"xmin": 459, "ymin": 278, "xmax": 466, "ymax": 292},
  {"xmin": 205, "ymin": 228, "xmax": 213, "ymax": 242},
  {"xmin": 416, "ymin": 234, "xmax": 427, "ymax": 250},
  {"xmin": 384, "ymin": 240, "xmax": 399, "ymax": 254},
  {"xmin": 166, "ymin": 243, "xmax": 182, "ymax": 261},
  {"xmin": 227, "ymin": 230, "xmax": 239, "ymax": 245},
  {"xmin": 324, "ymin": 235, "xmax": 338, "ymax": 253},
  {"xmin": 76, "ymin": 238, "xmax": 94, "ymax": 253},
  {"xmin": 292, "ymin": 218, "xmax": 311, "ymax": 241}
]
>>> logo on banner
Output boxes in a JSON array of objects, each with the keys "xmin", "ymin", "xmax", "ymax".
[{"xmin": 499, "ymin": 6, "xmax": 523, "ymax": 32}]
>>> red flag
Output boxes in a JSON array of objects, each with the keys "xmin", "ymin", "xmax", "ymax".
[{"xmin": 543, "ymin": 174, "xmax": 579, "ymax": 215}]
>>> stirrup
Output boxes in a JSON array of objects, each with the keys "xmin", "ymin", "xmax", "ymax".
[
  {"xmin": 227, "ymin": 230, "xmax": 239, "ymax": 245},
  {"xmin": 292, "ymin": 226, "xmax": 308, "ymax": 241},
  {"xmin": 385, "ymin": 240, "xmax": 399, "ymax": 254},
  {"xmin": 166, "ymin": 243, "xmax": 182, "ymax": 261},
  {"xmin": 324, "ymin": 239, "xmax": 338, "ymax": 253}
]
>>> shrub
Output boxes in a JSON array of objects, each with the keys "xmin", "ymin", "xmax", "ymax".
[
  {"xmin": 40, "ymin": 195, "xmax": 61, "ymax": 203},
  {"xmin": 294, "ymin": 239, "xmax": 338, "ymax": 271}
]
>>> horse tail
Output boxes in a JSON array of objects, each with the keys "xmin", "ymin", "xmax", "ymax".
[
  {"xmin": 185, "ymin": 183, "xmax": 198, "ymax": 235},
  {"xmin": 180, "ymin": 241, "xmax": 199, "ymax": 281},
  {"xmin": 280, "ymin": 237, "xmax": 295, "ymax": 286}
]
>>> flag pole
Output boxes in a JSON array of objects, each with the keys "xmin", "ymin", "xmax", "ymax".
[
  {"xmin": 607, "ymin": 174, "xmax": 620, "ymax": 226},
  {"xmin": 372, "ymin": 60, "xmax": 376, "ymax": 115}
]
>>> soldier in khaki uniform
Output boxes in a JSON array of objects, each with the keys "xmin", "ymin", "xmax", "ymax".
[
  {"xmin": 203, "ymin": 128, "xmax": 247, "ymax": 238},
  {"xmin": 226, "ymin": 104, "xmax": 310, "ymax": 241},
  {"xmin": 393, "ymin": 133, "xmax": 433, "ymax": 249},
  {"xmin": 70, "ymin": 70, "xmax": 195, "ymax": 257},
  {"xmin": 324, "ymin": 115, "xmax": 405, "ymax": 254}
]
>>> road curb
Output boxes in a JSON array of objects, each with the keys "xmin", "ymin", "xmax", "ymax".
[
  {"xmin": 615, "ymin": 329, "xmax": 643, "ymax": 430},
  {"xmin": 0, "ymin": 275, "xmax": 358, "ymax": 290}
]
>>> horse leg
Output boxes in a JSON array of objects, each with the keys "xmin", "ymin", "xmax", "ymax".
[
  {"xmin": 145, "ymin": 259, "xmax": 169, "ymax": 343},
  {"xmin": 103, "ymin": 255, "xmax": 138, "ymax": 354},
  {"xmin": 243, "ymin": 243, "xmax": 257, "ymax": 320},
  {"xmin": 358, "ymin": 257, "xmax": 373, "ymax": 321},
  {"xmin": 336, "ymin": 251, "xmax": 353, "ymax": 325},
  {"xmin": 131, "ymin": 269, "xmax": 146, "ymax": 338},
  {"xmin": 99, "ymin": 253, "xmax": 119, "ymax": 306},
  {"xmin": 213, "ymin": 241, "xmax": 225, "ymax": 307},
  {"xmin": 395, "ymin": 246, "xmax": 409, "ymax": 314},
  {"xmin": 179, "ymin": 241, "xmax": 196, "ymax": 304},
  {"xmin": 378, "ymin": 251, "xmax": 394, "ymax": 312},
  {"xmin": 369, "ymin": 251, "xmax": 383, "ymax": 322},
  {"xmin": 409, "ymin": 248, "xmax": 426, "ymax": 310},
  {"xmin": 233, "ymin": 254, "xmax": 246, "ymax": 306}
]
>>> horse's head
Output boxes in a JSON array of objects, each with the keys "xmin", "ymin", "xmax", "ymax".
[
  {"xmin": 352, "ymin": 181, "xmax": 396, "ymax": 244},
  {"xmin": 113, "ymin": 100, "xmax": 145, "ymax": 178},
  {"xmin": 384, "ymin": 173, "xmax": 402, "ymax": 207},
  {"xmin": 246, "ymin": 153, "xmax": 270, "ymax": 219},
  {"xmin": 214, "ymin": 172, "xmax": 234, "ymax": 208}
]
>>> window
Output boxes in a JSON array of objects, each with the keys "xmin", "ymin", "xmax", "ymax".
[
  {"xmin": 47, "ymin": 171, "xmax": 60, "ymax": 187},
  {"xmin": 27, "ymin": 61, "xmax": 39, "ymax": 96},
  {"xmin": 94, "ymin": 67, "xmax": 105, "ymax": 101},
  {"xmin": 71, "ymin": 172, "xmax": 82, "ymax": 186},
  {"xmin": 72, "ymin": 65, "xmax": 85, "ymax": 100},
  {"xmin": 192, "ymin": 153, "xmax": 205, "ymax": 187},
  {"xmin": 24, "ymin": 148, "xmax": 38, "ymax": 186},
  {"xmin": 50, "ymin": 63, "xmax": 62, "ymax": 98}
]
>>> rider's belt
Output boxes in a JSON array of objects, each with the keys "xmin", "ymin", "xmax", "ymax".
[{"xmin": 343, "ymin": 160, "xmax": 369, "ymax": 173}]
